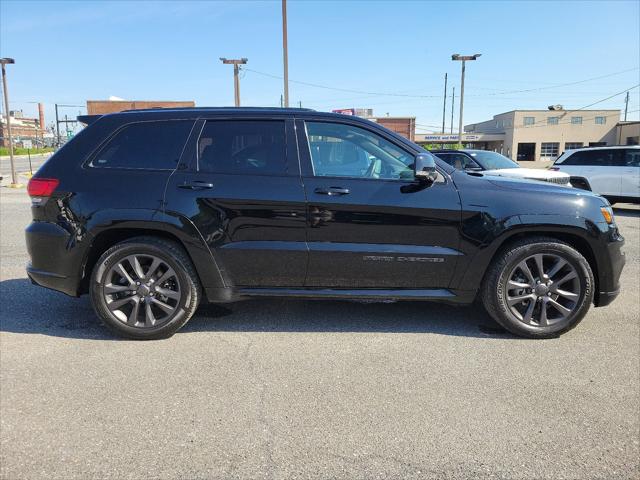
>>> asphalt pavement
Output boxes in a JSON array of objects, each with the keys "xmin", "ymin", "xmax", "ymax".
[
  {"xmin": 1, "ymin": 178, "xmax": 638, "ymax": 479},
  {"xmin": 0, "ymin": 154, "xmax": 50, "ymax": 179}
]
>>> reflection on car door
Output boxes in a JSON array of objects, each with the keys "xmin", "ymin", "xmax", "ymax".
[
  {"xmin": 620, "ymin": 149, "xmax": 640, "ymax": 198},
  {"xmin": 164, "ymin": 118, "xmax": 308, "ymax": 287},
  {"xmin": 298, "ymin": 119, "xmax": 462, "ymax": 289},
  {"xmin": 571, "ymin": 150, "xmax": 621, "ymax": 196}
]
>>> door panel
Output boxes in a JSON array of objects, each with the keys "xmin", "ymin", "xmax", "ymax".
[
  {"xmin": 304, "ymin": 178, "xmax": 462, "ymax": 287},
  {"xmin": 298, "ymin": 119, "xmax": 462, "ymax": 289},
  {"xmin": 164, "ymin": 118, "xmax": 308, "ymax": 287},
  {"xmin": 621, "ymin": 149, "xmax": 640, "ymax": 197}
]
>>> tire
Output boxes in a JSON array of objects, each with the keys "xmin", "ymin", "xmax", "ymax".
[
  {"xmin": 90, "ymin": 236, "xmax": 201, "ymax": 340},
  {"xmin": 481, "ymin": 236, "xmax": 594, "ymax": 339}
]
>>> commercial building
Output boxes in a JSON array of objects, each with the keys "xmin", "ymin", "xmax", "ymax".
[
  {"xmin": 616, "ymin": 121, "xmax": 640, "ymax": 145},
  {"xmin": 87, "ymin": 99, "xmax": 195, "ymax": 115},
  {"xmin": 459, "ymin": 108, "xmax": 622, "ymax": 164}
]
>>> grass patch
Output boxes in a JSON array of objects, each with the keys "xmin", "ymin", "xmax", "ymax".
[{"xmin": 0, "ymin": 147, "xmax": 55, "ymax": 156}]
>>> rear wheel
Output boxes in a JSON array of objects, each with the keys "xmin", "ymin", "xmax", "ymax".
[
  {"xmin": 90, "ymin": 237, "xmax": 201, "ymax": 339},
  {"xmin": 481, "ymin": 237, "xmax": 593, "ymax": 338}
]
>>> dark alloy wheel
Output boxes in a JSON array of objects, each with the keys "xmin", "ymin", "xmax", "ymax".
[
  {"xmin": 102, "ymin": 254, "xmax": 181, "ymax": 328},
  {"xmin": 505, "ymin": 253, "xmax": 580, "ymax": 328},
  {"xmin": 481, "ymin": 237, "xmax": 594, "ymax": 338},
  {"xmin": 90, "ymin": 237, "xmax": 201, "ymax": 340}
]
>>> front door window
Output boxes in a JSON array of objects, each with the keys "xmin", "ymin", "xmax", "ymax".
[{"xmin": 305, "ymin": 122, "xmax": 415, "ymax": 180}]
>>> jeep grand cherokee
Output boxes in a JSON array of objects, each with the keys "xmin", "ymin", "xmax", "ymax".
[{"xmin": 26, "ymin": 108, "xmax": 625, "ymax": 339}]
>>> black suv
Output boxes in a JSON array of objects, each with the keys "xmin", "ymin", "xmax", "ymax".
[{"xmin": 26, "ymin": 108, "xmax": 625, "ymax": 339}]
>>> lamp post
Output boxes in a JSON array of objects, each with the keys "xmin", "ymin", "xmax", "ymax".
[
  {"xmin": 220, "ymin": 58, "xmax": 248, "ymax": 107},
  {"xmin": 282, "ymin": 0, "xmax": 289, "ymax": 108},
  {"xmin": 451, "ymin": 53, "xmax": 481, "ymax": 148},
  {"xmin": 0, "ymin": 57, "xmax": 19, "ymax": 187}
]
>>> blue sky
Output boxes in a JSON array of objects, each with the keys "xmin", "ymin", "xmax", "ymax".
[{"xmin": 1, "ymin": 0, "xmax": 639, "ymax": 134}]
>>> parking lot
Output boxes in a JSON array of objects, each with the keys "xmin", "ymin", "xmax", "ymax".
[{"xmin": 0, "ymin": 180, "xmax": 638, "ymax": 479}]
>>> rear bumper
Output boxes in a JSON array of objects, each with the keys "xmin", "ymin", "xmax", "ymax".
[
  {"xmin": 27, "ymin": 265, "xmax": 79, "ymax": 297},
  {"xmin": 25, "ymin": 221, "xmax": 85, "ymax": 297}
]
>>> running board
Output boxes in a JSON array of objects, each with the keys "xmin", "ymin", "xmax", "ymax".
[{"xmin": 236, "ymin": 287, "xmax": 456, "ymax": 300}]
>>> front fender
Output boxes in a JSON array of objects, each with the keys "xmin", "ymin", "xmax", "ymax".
[{"xmin": 452, "ymin": 213, "xmax": 605, "ymax": 293}]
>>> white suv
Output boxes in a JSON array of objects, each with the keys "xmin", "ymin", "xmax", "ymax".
[{"xmin": 551, "ymin": 146, "xmax": 640, "ymax": 204}]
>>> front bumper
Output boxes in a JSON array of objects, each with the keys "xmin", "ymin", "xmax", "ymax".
[{"xmin": 593, "ymin": 225, "xmax": 625, "ymax": 307}]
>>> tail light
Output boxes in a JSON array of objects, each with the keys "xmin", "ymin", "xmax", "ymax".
[{"xmin": 27, "ymin": 178, "xmax": 59, "ymax": 197}]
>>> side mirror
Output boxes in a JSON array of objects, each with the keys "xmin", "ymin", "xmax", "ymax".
[{"xmin": 414, "ymin": 153, "xmax": 438, "ymax": 185}]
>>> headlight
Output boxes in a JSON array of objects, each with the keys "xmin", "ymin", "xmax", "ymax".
[{"xmin": 600, "ymin": 206, "xmax": 615, "ymax": 225}]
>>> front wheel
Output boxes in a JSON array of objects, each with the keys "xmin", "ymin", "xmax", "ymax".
[
  {"xmin": 90, "ymin": 237, "xmax": 201, "ymax": 340},
  {"xmin": 481, "ymin": 237, "xmax": 594, "ymax": 338}
]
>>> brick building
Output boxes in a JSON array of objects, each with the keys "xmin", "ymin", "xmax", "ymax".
[
  {"xmin": 87, "ymin": 100, "xmax": 195, "ymax": 115},
  {"xmin": 0, "ymin": 104, "xmax": 48, "ymax": 147}
]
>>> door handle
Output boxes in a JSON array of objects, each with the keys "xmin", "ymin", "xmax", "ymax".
[
  {"xmin": 178, "ymin": 181, "xmax": 214, "ymax": 190},
  {"xmin": 314, "ymin": 187, "xmax": 350, "ymax": 196}
]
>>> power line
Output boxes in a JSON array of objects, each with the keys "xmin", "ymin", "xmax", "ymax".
[{"xmin": 244, "ymin": 66, "xmax": 639, "ymax": 100}]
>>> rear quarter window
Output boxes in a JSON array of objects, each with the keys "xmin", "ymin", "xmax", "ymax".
[{"xmin": 89, "ymin": 120, "xmax": 194, "ymax": 170}]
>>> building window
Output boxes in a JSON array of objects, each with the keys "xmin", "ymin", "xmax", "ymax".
[
  {"xmin": 547, "ymin": 117, "xmax": 559, "ymax": 125},
  {"xmin": 571, "ymin": 116, "xmax": 583, "ymax": 125},
  {"xmin": 523, "ymin": 117, "xmax": 535, "ymax": 126},
  {"xmin": 565, "ymin": 142, "xmax": 583, "ymax": 150},
  {"xmin": 595, "ymin": 116, "xmax": 606, "ymax": 125},
  {"xmin": 540, "ymin": 142, "xmax": 560, "ymax": 159}
]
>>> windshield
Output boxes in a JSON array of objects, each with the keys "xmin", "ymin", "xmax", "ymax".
[{"xmin": 468, "ymin": 151, "xmax": 519, "ymax": 170}]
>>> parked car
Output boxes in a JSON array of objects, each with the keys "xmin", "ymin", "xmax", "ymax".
[
  {"xmin": 550, "ymin": 146, "xmax": 640, "ymax": 204},
  {"xmin": 26, "ymin": 108, "xmax": 624, "ymax": 340},
  {"xmin": 434, "ymin": 149, "xmax": 571, "ymax": 186}
]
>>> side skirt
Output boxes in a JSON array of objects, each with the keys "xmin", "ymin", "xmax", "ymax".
[{"xmin": 204, "ymin": 287, "xmax": 476, "ymax": 305}]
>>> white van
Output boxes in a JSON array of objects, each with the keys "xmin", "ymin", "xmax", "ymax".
[{"xmin": 551, "ymin": 146, "xmax": 640, "ymax": 204}]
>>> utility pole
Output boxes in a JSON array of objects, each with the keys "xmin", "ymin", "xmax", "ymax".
[
  {"xmin": 282, "ymin": 0, "xmax": 289, "ymax": 108},
  {"xmin": 441, "ymin": 73, "xmax": 447, "ymax": 134},
  {"xmin": 450, "ymin": 87, "xmax": 455, "ymax": 134},
  {"xmin": 451, "ymin": 53, "xmax": 481, "ymax": 148},
  {"xmin": 624, "ymin": 91, "xmax": 629, "ymax": 121},
  {"xmin": 0, "ymin": 57, "xmax": 19, "ymax": 187},
  {"xmin": 220, "ymin": 58, "xmax": 248, "ymax": 107},
  {"xmin": 55, "ymin": 103, "xmax": 60, "ymax": 146}
]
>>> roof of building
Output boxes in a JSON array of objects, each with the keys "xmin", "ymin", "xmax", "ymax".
[{"xmin": 488, "ymin": 109, "xmax": 620, "ymax": 117}]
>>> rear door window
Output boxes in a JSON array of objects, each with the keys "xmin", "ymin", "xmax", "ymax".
[
  {"xmin": 561, "ymin": 149, "xmax": 618, "ymax": 166},
  {"xmin": 91, "ymin": 120, "xmax": 193, "ymax": 170},
  {"xmin": 197, "ymin": 120, "xmax": 287, "ymax": 175},
  {"xmin": 624, "ymin": 149, "xmax": 640, "ymax": 167}
]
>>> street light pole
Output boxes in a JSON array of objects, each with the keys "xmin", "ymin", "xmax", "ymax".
[
  {"xmin": 1, "ymin": 58, "xmax": 19, "ymax": 187},
  {"xmin": 451, "ymin": 53, "xmax": 481, "ymax": 148},
  {"xmin": 441, "ymin": 72, "xmax": 447, "ymax": 134},
  {"xmin": 220, "ymin": 58, "xmax": 248, "ymax": 107},
  {"xmin": 282, "ymin": 0, "xmax": 289, "ymax": 108}
]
